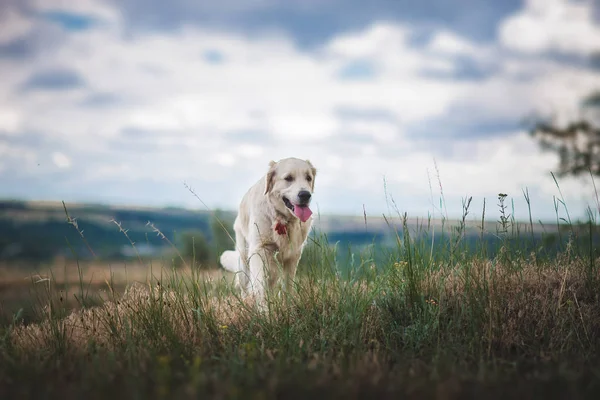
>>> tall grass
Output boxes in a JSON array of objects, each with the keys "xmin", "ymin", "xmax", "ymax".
[{"xmin": 1, "ymin": 182, "xmax": 600, "ymax": 399}]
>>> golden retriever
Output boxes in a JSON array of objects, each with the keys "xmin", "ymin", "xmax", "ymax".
[{"xmin": 219, "ymin": 157, "xmax": 317, "ymax": 304}]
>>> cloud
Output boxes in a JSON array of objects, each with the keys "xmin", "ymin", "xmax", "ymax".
[
  {"xmin": 499, "ymin": 0, "xmax": 600, "ymax": 55},
  {"xmin": 427, "ymin": 30, "xmax": 480, "ymax": 56},
  {"xmin": 109, "ymin": 0, "xmax": 521, "ymax": 48},
  {"xmin": 337, "ymin": 60, "xmax": 378, "ymax": 81},
  {"xmin": 20, "ymin": 68, "xmax": 86, "ymax": 91},
  {"xmin": 0, "ymin": 37, "xmax": 36, "ymax": 60},
  {"xmin": 0, "ymin": 7, "xmax": 34, "ymax": 45},
  {"xmin": 40, "ymin": 11, "xmax": 99, "ymax": 31},
  {"xmin": 79, "ymin": 92, "xmax": 122, "ymax": 107},
  {"xmin": 52, "ymin": 151, "xmax": 72, "ymax": 168},
  {"xmin": 32, "ymin": 0, "xmax": 122, "ymax": 25},
  {"xmin": 0, "ymin": 2, "xmax": 61, "ymax": 60},
  {"xmin": 0, "ymin": 0, "xmax": 599, "ymax": 222},
  {"xmin": 0, "ymin": 109, "xmax": 21, "ymax": 134},
  {"xmin": 0, "ymin": 140, "xmax": 38, "ymax": 176},
  {"xmin": 202, "ymin": 49, "xmax": 226, "ymax": 64}
]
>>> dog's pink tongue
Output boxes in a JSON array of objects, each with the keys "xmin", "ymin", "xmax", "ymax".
[{"xmin": 294, "ymin": 205, "xmax": 312, "ymax": 222}]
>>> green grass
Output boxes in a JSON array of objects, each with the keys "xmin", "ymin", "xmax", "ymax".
[{"xmin": 1, "ymin": 188, "xmax": 600, "ymax": 399}]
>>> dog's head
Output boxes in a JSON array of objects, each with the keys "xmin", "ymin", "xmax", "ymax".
[{"xmin": 264, "ymin": 158, "xmax": 317, "ymax": 223}]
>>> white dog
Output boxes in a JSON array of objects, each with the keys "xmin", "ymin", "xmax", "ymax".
[{"xmin": 219, "ymin": 157, "xmax": 317, "ymax": 304}]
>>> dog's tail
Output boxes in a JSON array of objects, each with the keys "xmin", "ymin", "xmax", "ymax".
[{"xmin": 219, "ymin": 250, "xmax": 243, "ymax": 273}]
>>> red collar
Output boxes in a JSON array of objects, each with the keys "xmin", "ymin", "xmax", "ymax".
[{"xmin": 274, "ymin": 221, "xmax": 287, "ymax": 235}]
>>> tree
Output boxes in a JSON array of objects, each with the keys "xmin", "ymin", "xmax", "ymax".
[
  {"xmin": 210, "ymin": 209, "xmax": 235, "ymax": 264},
  {"xmin": 179, "ymin": 231, "xmax": 212, "ymax": 269},
  {"xmin": 530, "ymin": 92, "xmax": 600, "ymax": 177}
]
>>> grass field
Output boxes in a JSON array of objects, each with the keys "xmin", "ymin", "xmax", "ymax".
[{"xmin": 1, "ymin": 191, "xmax": 600, "ymax": 399}]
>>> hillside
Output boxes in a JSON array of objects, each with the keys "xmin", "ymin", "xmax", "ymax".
[
  {"xmin": 0, "ymin": 200, "xmax": 393, "ymax": 264},
  {"xmin": 0, "ymin": 199, "xmax": 586, "ymax": 266}
]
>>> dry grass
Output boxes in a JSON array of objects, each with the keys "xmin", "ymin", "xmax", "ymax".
[
  {"xmin": 2, "ymin": 252, "xmax": 598, "ymax": 399},
  {"xmin": 0, "ymin": 259, "xmax": 232, "ymax": 327}
]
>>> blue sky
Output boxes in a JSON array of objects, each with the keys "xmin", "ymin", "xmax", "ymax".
[{"xmin": 1, "ymin": 0, "xmax": 600, "ymax": 223}]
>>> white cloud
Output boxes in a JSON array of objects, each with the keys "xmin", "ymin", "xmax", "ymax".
[
  {"xmin": 499, "ymin": 0, "xmax": 600, "ymax": 55},
  {"xmin": 434, "ymin": 132, "xmax": 558, "ymax": 195},
  {"xmin": 18, "ymin": 20, "xmax": 463, "ymax": 149},
  {"xmin": 1, "ymin": 2, "xmax": 599, "ymax": 221},
  {"xmin": 340, "ymin": 119, "xmax": 402, "ymax": 144},
  {"xmin": 215, "ymin": 153, "xmax": 236, "ymax": 167},
  {"xmin": 0, "ymin": 7, "xmax": 34, "ymax": 44},
  {"xmin": 236, "ymin": 144, "xmax": 264, "ymax": 158},
  {"xmin": 0, "ymin": 108, "xmax": 21, "ymax": 133},
  {"xmin": 51, "ymin": 151, "xmax": 72, "ymax": 168},
  {"xmin": 270, "ymin": 112, "xmax": 338, "ymax": 142},
  {"xmin": 327, "ymin": 24, "xmax": 412, "ymax": 59},
  {"xmin": 427, "ymin": 30, "xmax": 480, "ymax": 56}
]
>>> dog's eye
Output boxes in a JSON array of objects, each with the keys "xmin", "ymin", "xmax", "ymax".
[
  {"xmin": 306, "ymin": 175, "xmax": 312, "ymax": 182},
  {"xmin": 284, "ymin": 175, "xmax": 294, "ymax": 182}
]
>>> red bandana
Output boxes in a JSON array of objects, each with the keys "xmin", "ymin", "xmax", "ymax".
[{"xmin": 274, "ymin": 221, "xmax": 287, "ymax": 235}]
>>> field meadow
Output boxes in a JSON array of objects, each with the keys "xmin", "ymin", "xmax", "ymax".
[{"xmin": 1, "ymin": 186, "xmax": 600, "ymax": 399}]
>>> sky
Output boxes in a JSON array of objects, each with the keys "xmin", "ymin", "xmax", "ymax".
[{"xmin": 1, "ymin": 0, "xmax": 600, "ymax": 223}]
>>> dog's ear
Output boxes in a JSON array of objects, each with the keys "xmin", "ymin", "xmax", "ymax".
[
  {"xmin": 264, "ymin": 160, "xmax": 277, "ymax": 195},
  {"xmin": 306, "ymin": 160, "xmax": 317, "ymax": 177},
  {"xmin": 306, "ymin": 159, "xmax": 317, "ymax": 189}
]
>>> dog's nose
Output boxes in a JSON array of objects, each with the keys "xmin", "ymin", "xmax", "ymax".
[{"xmin": 297, "ymin": 190, "xmax": 312, "ymax": 204}]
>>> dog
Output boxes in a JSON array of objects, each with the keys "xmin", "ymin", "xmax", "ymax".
[{"xmin": 219, "ymin": 157, "xmax": 317, "ymax": 304}]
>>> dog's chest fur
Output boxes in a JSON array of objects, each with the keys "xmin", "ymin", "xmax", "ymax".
[{"xmin": 271, "ymin": 219, "xmax": 311, "ymax": 264}]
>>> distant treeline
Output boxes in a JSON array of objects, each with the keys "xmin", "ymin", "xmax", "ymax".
[
  {"xmin": 0, "ymin": 201, "xmax": 219, "ymax": 264},
  {"xmin": 1, "ymin": 200, "xmax": 598, "ymax": 269}
]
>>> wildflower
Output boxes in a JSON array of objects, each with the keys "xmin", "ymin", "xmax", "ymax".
[
  {"xmin": 425, "ymin": 298, "xmax": 438, "ymax": 306},
  {"xmin": 394, "ymin": 261, "xmax": 408, "ymax": 269}
]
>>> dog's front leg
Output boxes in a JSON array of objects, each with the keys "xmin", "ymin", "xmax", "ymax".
[
  {"xmin": 247, "ymin": 245, "xmax": 273, "ymax": 306},
  {"xmin": 282, "ymin": 255, "xmax": 300, "ymax": 295}
]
